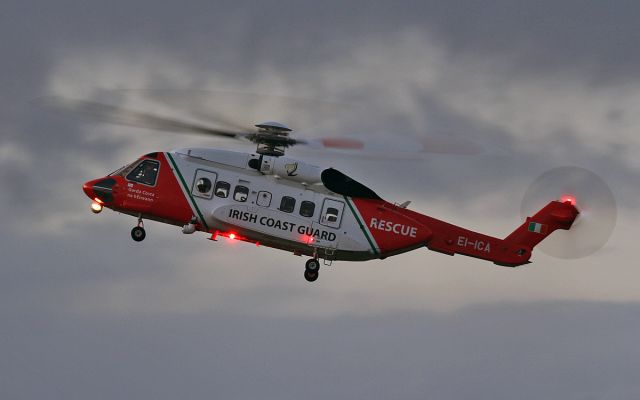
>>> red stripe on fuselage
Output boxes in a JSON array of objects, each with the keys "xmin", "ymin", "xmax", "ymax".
[
  {"xmin": 150, "ymin": 153, "xmax": 193, "ymax": 224},
  {"xmin": 350, "ymin": 198, "xmax": 432, "ymax": 255}
]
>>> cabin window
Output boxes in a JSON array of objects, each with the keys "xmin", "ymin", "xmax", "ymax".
[
  {"xmin": 191, "ymin": 169, "xmax": 218, "ymax": 199},
  {"xmin": 320, "ymin": 199, "xmax": 345, "ymax": 228},
  {"xmin": 257, "ymin": 191, "xmax": 272, "ymax": 207},
  {"xmin": 233, "ymin": 185, "xmax": 249, "ymax": 202},
  {"xmin": 299, "ymin": 201, "xmax": 315, "ymax": 218},
  {"xmin": 279, "ymin": 196, "xmax": 296, "ymax": 213},
  {"xmin": 215, "ymin": 181, "xmax": 230, "ymax": 198},
  {"xmin": 196, "ymin": 178, "xmax": 212, "ymax": 193},
  {"xmin": 325, "ymin": 207, "xmax": 339, "ymax": 223},
  {"xmin": 126, "ymin": 160, "xmax": 160, "ymax": 186}
]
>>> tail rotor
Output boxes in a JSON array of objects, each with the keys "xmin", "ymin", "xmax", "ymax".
[{"xmin": 521, "ymin": 166, "xmax": 617, "ymax": 259}]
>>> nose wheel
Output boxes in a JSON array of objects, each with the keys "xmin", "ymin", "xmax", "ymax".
[
  {"xmin": 131, "ymin": 226, "xmax": 146, "ymax": 242},
  {"xmin": 131, "ymin": 216, "xmax": 146, "ymax": 242},
  {"xmin": 304, "ymin": 258, "xmax": 320, "ymax": 282}
]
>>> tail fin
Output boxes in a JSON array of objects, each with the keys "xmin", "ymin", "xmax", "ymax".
[{"xmin": 502, "ymin": 200, "xmax": 579, "ymax": 260}]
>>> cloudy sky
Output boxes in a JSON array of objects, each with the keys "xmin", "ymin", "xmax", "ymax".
[{"xmin": 1, "ymin": 1, "xmax": 639, "ymax": 398}]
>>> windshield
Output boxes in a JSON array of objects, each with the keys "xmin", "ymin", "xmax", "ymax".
[
  {"xmin": 108, "ymin": 164, "xmax": 129, "ymax": 177},
  {"xmin": 126, "ymin": 159, "xmax": 160, "ymax": 186}
]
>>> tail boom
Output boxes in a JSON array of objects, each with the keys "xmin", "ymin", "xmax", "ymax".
[
  {"xmin": 412, "ymin": 200, "xmax": 579, "ymax": 266},
  {"xmin": 348, "ymin": 197, "xmax": 578, "ymax": 265}
]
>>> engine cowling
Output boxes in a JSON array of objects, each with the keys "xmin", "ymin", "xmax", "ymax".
[{"xmin": 258, "ymin": 156, "xmax": 323, "ymax": 185}]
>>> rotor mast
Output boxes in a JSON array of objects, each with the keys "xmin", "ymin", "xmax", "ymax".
[{"xmin": 251, "ymin": 122, "xmax": 295, "ymax": 157}]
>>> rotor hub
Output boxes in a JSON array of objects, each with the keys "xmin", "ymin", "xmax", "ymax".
[
  {"xmin": 255, "ymin": 121, "xmax": 292, "ymax": 134},
  {"xmin": 252, "ymin": 121, "xmax": 295, "ymax": 156}
]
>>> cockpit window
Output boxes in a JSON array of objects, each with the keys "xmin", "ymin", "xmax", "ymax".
[
  {"xmin": 126, "ymin": 160, "xmax": 160, "ymax": 186},
  {"xmin": 108, "ymin": 165, "xmax": 128, "ymax": 177},
  {"xmin": 109, "ymin": 161, "xmax": 138, "ymax": 177}
]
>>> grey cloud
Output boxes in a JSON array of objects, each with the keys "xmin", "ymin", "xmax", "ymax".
[
  {"xmin": 1, "ymin": 301, "xmax": 639, "ymax": 400},
  {"xmin": 389, "ymin": 91, "xmax": 640, "ymax": 210},
  {"xmin": 6, "ymin": 1, "xmax": 640, "ymax": 81}
]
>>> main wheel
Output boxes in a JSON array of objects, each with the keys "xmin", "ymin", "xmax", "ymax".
[
  {"xmin": 304, "ymin": 270, "xmax": 319, "ymax": 282},
  {"xmin": 131, "ymin": 226, "xmax": 146, "ymax": 242},
  {"xmin": 305, "ymin": 258, "xmax": 320, "ymax": 272}
]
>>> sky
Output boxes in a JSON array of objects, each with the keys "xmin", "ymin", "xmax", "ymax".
[{"xmin": 1, "ymin": 1, "xmax": 639, "ymax": 399}]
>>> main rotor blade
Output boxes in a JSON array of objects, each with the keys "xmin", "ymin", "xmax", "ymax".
[
  {"xmin": 298, "ymin": 135, "xmax": 485, "ymax": 156},
  {"xmin": 121, "ymin": 88, "xmax": 354, "ymax": 131},
  {"xmin": 38, "ymin": 97, "xmax": 250, "ymax": 140},
  {"xmin": 37, "ymin": 93, "xmax": 490, "ymax": 157}
]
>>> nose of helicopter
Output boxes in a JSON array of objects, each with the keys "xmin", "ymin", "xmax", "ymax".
[
  {"xmin": 82, "ymin": 180, "xmax": 95, "ymax": 199},
  {"xmin": 83, "ymin": 177, "xmax": 117, "ymax": 203}
]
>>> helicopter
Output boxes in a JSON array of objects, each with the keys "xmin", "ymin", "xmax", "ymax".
[{"xmin": 71, "ymin": 98, "xmax": 614, "ymax": 282}]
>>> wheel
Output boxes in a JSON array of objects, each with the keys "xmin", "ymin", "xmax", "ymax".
[
  {"xmin": 304, "ymin": 269, "xmax": 319, "ymax": 282},
  {"xmin": 305, "ymin": 258, "xmax": 320, "ymax": 272},
  {"xmin": 131, "ymin": 226, "xmax": 146, "ymax": 242}
]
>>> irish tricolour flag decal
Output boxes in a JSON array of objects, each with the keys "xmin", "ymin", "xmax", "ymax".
[{"xmin": 528, "ymin": 222, "xmax": 548, "ymax": 234}]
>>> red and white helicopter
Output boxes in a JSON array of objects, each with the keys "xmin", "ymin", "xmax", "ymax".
[{"xmin": 71, "ymin": 99, "xmax": 614, "ymax": 282}]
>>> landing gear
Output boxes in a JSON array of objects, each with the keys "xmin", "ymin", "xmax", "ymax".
[
  {"xmin": 304, "ymin": 269, "xmax": 319, "ymax": 282},
  {"xmin": 304, "ymin": 258, "xmax": 320, "ymax": 282},
  {"xmin": 131, "ymin": 226, "xmax": 146, "ymax": 242},
  {"xmin": 305, "ymin": 258, "xmax": 320, "ymax": 272},
  {"xmin": 131, "ymin": 216, "xmax": 146, "ymax": 242}
]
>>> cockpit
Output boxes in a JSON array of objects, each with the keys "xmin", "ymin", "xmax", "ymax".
[
  {"xmin": 125, "ymin": 160, "xmax": 159, "ymax": 186},
  {"xmin": 108, "ymin": 155, "xmax": 160, "ymax": 187}
]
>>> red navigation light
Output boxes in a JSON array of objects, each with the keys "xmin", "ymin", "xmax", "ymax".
[
  {"xmin": 561, "ymin": 195, "xmax": 576, "ymax": 205},
  {"xmin": 302, "ymin": 235, "xmax": 314, "ymax": 244},
  {"xmin": 228, "ymin": 233, "xmax": 236, "ymax": 240}
]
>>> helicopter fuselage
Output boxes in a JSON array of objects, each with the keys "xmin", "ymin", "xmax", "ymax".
[
  {"xmin": 84, "ymin": 148, "xmax": 432, "ymax": 262},
  {"xmin": 83, "ymin": 147, "xmax": 579, "ymax": 281}
]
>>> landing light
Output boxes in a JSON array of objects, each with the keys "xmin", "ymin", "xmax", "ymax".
[{"xmin": 91, "ymin": 201, "xmax": 103, "ymax": 214}]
